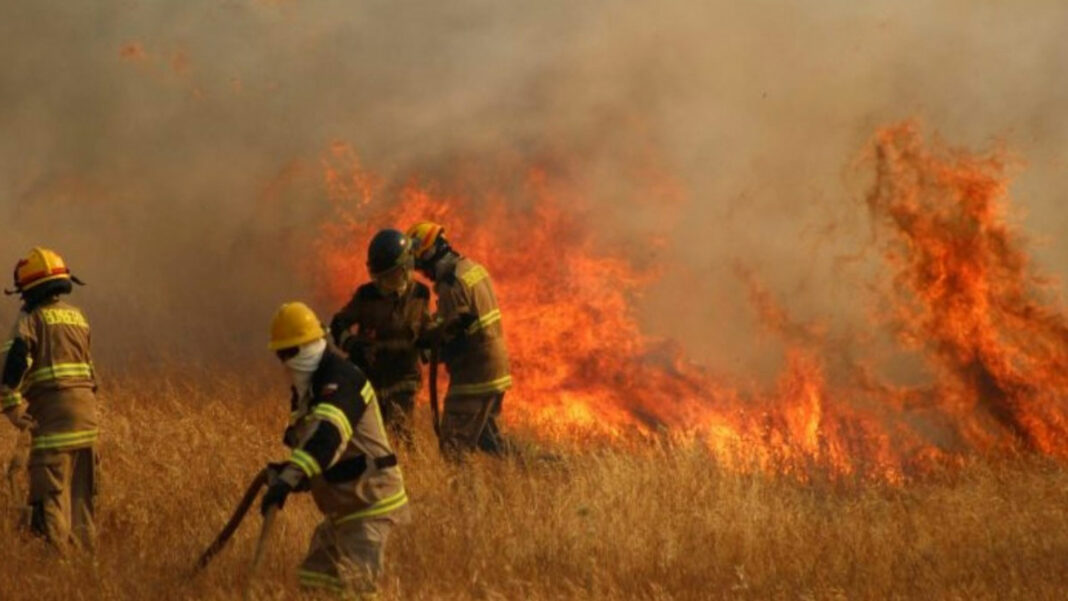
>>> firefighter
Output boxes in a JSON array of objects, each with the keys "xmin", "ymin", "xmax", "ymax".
[
  {"xmin": 0, "ymin": 247, "xmax": 99, "ymax": 552},
  {"xmin": 406, "ymin": 222, "xmax": 512, "ymax": 456},
  {"xmin": 329, "ymin": 229, "xmax": 431, "ymax": 443},
  {"xmin": 262, "ymin": 301, "xmax": 409, "ymax": 597}
]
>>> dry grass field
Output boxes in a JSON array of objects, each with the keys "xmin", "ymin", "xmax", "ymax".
[{"xmin": 0, "ymin": 368, "xmax": 1065, "ymax": 601}]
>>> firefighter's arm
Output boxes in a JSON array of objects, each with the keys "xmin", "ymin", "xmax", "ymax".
[
  {"xmin": 263, "ymin": 416, "xmax": 346, "ymax": 514},
  {"xmin": 277, "ymin": 395, "xmax": 367, "ymax": 484},
  {"xmin": 418, "ymin": 281, "xmax": 476, "ymax": 350},
  {"xmin": 329, "ymin": 293, "xmax": 366, "ymax": 348},
  {"xmin": 418, "ymin": 311, "xmax": 479, "ymax": 351},
  {"xmin": 1, "ymin": 338, "xmax": 34, "ymax": 430},
  {"xmin": 329, "ymin": 310, "xmax": 354, "ymax": 348},
  {"xmin": 330, "ymin": 307, "xmax": 376, "ymax": 371}
]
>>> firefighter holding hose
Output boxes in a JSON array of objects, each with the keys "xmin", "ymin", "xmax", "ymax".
[
  {"xmin": 407, "ymin": 222, "xmax": 512, "ymax": 456},
  {"xmin": 329, "ymin": 229, "xmax": 431, "ymax": 444},
  {"xmin": 1, "ymin": 247, "xmax": 99, "ymax": 553},
  {"xmin": 262, "ymin": 301, "xmax": 409, "ymax": 597}
]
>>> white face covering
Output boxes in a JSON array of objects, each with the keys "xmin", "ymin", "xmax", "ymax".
[{"xmin": 285, "ymin": 338, "xmax": 327, "ymax": 401}]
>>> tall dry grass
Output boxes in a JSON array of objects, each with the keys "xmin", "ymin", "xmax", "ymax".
[{"xmin": 0, "ymin": 369, "xmax": 1064, "ymax": 601}]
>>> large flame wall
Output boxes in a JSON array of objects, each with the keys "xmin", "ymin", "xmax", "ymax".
[{"xmin": 316, "ymin": 124, "xmax": 1067, "ymax": 481}]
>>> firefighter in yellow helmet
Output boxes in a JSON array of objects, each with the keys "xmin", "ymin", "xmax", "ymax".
[
  {"xmin": 262, "ymin": 302, "xmax": 409, "ymax": 597},
  {"xmin": 407, "ymin": 222, "xmax": 512, "ymax": 456},
  {"xmin": 329, "ymin": 229, "xmax": 431, "ymax": 444},
  {"xmin": 1, "ymin": 248, "xmax": 99, "ymax": 552}
]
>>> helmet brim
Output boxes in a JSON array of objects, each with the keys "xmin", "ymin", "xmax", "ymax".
[{"xmin": 267, "ymin": 328, "xmax": 327, "ymax": 351}]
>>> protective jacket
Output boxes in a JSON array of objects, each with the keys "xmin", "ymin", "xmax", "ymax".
[
  {"xmin": 281, "ymin": 351, "xmax": 408, "ymax": 524},
  {"xmin": 330, "ymin": 282, "xmax": 430, "ymax": 399},
  {"xmin": 433, "ymin": 256, "xmax": 512, "ymax": 399},
  {"xmin": 1, "ymin": 298, "xmax": 98, "ymax": 451}
]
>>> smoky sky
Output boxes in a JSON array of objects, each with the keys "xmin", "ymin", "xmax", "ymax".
[{"xmin": 1, "ymin": 1, "xmax": 1066, "ymax": 378}]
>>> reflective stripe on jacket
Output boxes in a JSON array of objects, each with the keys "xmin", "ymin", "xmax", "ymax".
[
  {"xmin": 284, "ymin": 351, "xmax": 407, "ymax": 521},
  {"xmin": 434, "ymin": 257, "xmax": 512, "ymax": 399},
  {"xmin": 1, "ymin": 299, "xmax": 99, "ymax": 451}
]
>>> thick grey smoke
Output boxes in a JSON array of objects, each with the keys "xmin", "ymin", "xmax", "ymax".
[{"xmin": 1, "ymin": 1, "xmax": 1066, "ymax": 378}]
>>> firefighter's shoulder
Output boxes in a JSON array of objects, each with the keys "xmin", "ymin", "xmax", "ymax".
[
  {"xmin": 354, "ymin": 282, "xmax": 383, "ymax": 301},
  {"xmin": 313, "ymin": 351, "xmax": 370, "ymax": 399},
  {"xmin": 311, "ymin": 351, "xmax": 373, "ymax": 428},
  {"xmin": 454, "ymin": 258, "xmax": 491, "ymax": 289}
]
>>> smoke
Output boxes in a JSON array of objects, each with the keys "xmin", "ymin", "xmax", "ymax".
[{"xmin": 1, "ymin": 0, "xmax": 1066, "ymax": 376}]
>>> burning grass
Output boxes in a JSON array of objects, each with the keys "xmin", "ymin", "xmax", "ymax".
[
  {"xmin": 315, "ymin": 123, "xmax": 1068, "ymax": 483},
  {"xmin": 0, "ymin": 369, "xmax": 1064, "ymax": 600}
]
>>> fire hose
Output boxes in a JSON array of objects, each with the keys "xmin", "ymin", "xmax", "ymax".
[
  {"xmin": 243, "ymin": 504, "xmax": 278, "ymax": 600},
  {"xmin": 429, "ymin": 344, "xmax": 442, "ymax": 449},
  {"xmin": 193, "ymin": 467, "xmax": 269, "ymax": 571}
]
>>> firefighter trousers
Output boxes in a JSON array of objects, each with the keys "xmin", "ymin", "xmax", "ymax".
[
  {"xmin": 28, "ymin": 446, "xmax": 97, "ymax": 553},
  {"xmin": 298, "ymin": 515, "xmax": 399, "ymax": 598},
  {"xmin": 440, "ymin": 393, "xmax": 505, "ymax": 456}
]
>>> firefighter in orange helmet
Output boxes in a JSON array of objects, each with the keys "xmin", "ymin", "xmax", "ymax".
[
  {"xmin": 407, "ymin": 222, "xmax": 512, "ymax": 456},
  {"xmin": 263, "ymin": 302, "xmax": 409, "ymax": 596},
  {"xmin": 1, "ymin": 248, "xmax": 99, "ymax": 552},
  {"xmin": 329, "ymin": 229, "xmax": 431, "ymax": 443}
]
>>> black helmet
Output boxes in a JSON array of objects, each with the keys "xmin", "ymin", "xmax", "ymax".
[{"xmin": 367, "ymin": 229, "xmax": 414, "ymax": 276}]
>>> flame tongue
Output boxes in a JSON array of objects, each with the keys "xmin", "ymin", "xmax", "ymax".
[
  {"xmin": 316, "ymin": 124, "xmax": 1068, "ymax": 481},
  {"xmin": 868, "ymin": 123, "xmax": 1068, "ymax": 458}
]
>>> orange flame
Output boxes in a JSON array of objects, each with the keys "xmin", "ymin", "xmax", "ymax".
[{"xmin": 314, "ymin": 123, "xmax": 1068, "ymax": 481}]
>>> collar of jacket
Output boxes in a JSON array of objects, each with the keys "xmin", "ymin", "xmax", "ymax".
[{"xmin": 432, "ymin": 252, "xmax": 460, "ymax": 283}]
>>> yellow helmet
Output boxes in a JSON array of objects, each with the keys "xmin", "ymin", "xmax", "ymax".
[
  {"xmin": 406, "ymin": 221, "xmax": 445, "ymax": 261},
  {"xmin": 268, "ymin": 302, "xmax": 327, "ymax": 351},
  {"xmin": 11, "ymin": 247, "xmax": 72, "ymax": 293}
]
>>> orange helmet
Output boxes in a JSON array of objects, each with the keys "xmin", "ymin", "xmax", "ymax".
[
  {"xmin": 406, "ymin": 221, "xmax": 445, "ymax": 261},
  {"xmin": 7, "ymin": 247, "xmax": 75, "ymax": 295}
]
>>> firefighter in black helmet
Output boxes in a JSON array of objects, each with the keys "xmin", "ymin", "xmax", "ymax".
[{"xmin": 330, "ymin": 229, "xmax": 431, "ymax": 442}]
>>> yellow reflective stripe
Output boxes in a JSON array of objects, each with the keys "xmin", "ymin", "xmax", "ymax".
[
  {"xmin": 32, "ymin": 429, "xmax": 98, "ymax": 450},
  {"xmin": 334, "ymin": 489, "xmax": 409, "ymax": 526},
  {"xmin": 297, "ymin": 570, "xmax": 345, "ymax": 591},
  {"xmin": 360, "ymin": 381, "xmax": 376, "ymax": 406},
  {"xmin": 311, "ymin": 403, "xmax": 353, "ymax": 441},
  {"xmin": 0, "ymin": 340, "xmax": 12, "ymax": 354},
  {"xmin": 1, "ymin": 390, "xmax": 23, "ymax": 409},
  {"xmin": 448, "ymin": 374, "xmax": 513, "ymax": 397},
  {"xmin": 466, "ymin": 309, "xmax": 502, "ymax": 335},
  {"xmin": 289, "ymin": 448, "xmax": 322, "ymax": 478},
  {"xmin": 24, "ymin": 362, "xmax": 94, "ymax": 385},
  {"xmin": 459, "ymin": 265, "xmax": 489, "ymax": 288}
]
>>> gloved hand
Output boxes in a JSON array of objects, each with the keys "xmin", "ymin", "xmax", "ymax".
[
  {"xmin": 261, "ymin": 480, "xmax": 293, "ymax": 516},
  {"xmin": 416, "ymin": 324, "xmax": 444, "ymax": 350},
  {"xmin": 3, "ymin": 406, "xmax": 36, "ymax": 431},
  {"xmin": 282, "ymin": 426, "xmax": 299, "ymax": 448},
  {"xmin": 266, "ymin": 462, "xmax": 311, "ymax": 492}
]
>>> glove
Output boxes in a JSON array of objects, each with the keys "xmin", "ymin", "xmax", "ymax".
[
  {"xmin": 266, "ymin": 462, "xmax": 310, "ymax": 492},
  {"xmin": 282, "ymin": 426, "xmax": 299, "ymax": 448},
  {"xmin": 416, "ymin": 324, "xmax": 444, "ymax": 350},
  {"xmin": 261, "ymin": 480, "xmax": 292, "ymax": 516},
  {"xmin": 3, "ymin": 406, "xmax": 36, "ymax": 431}
]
